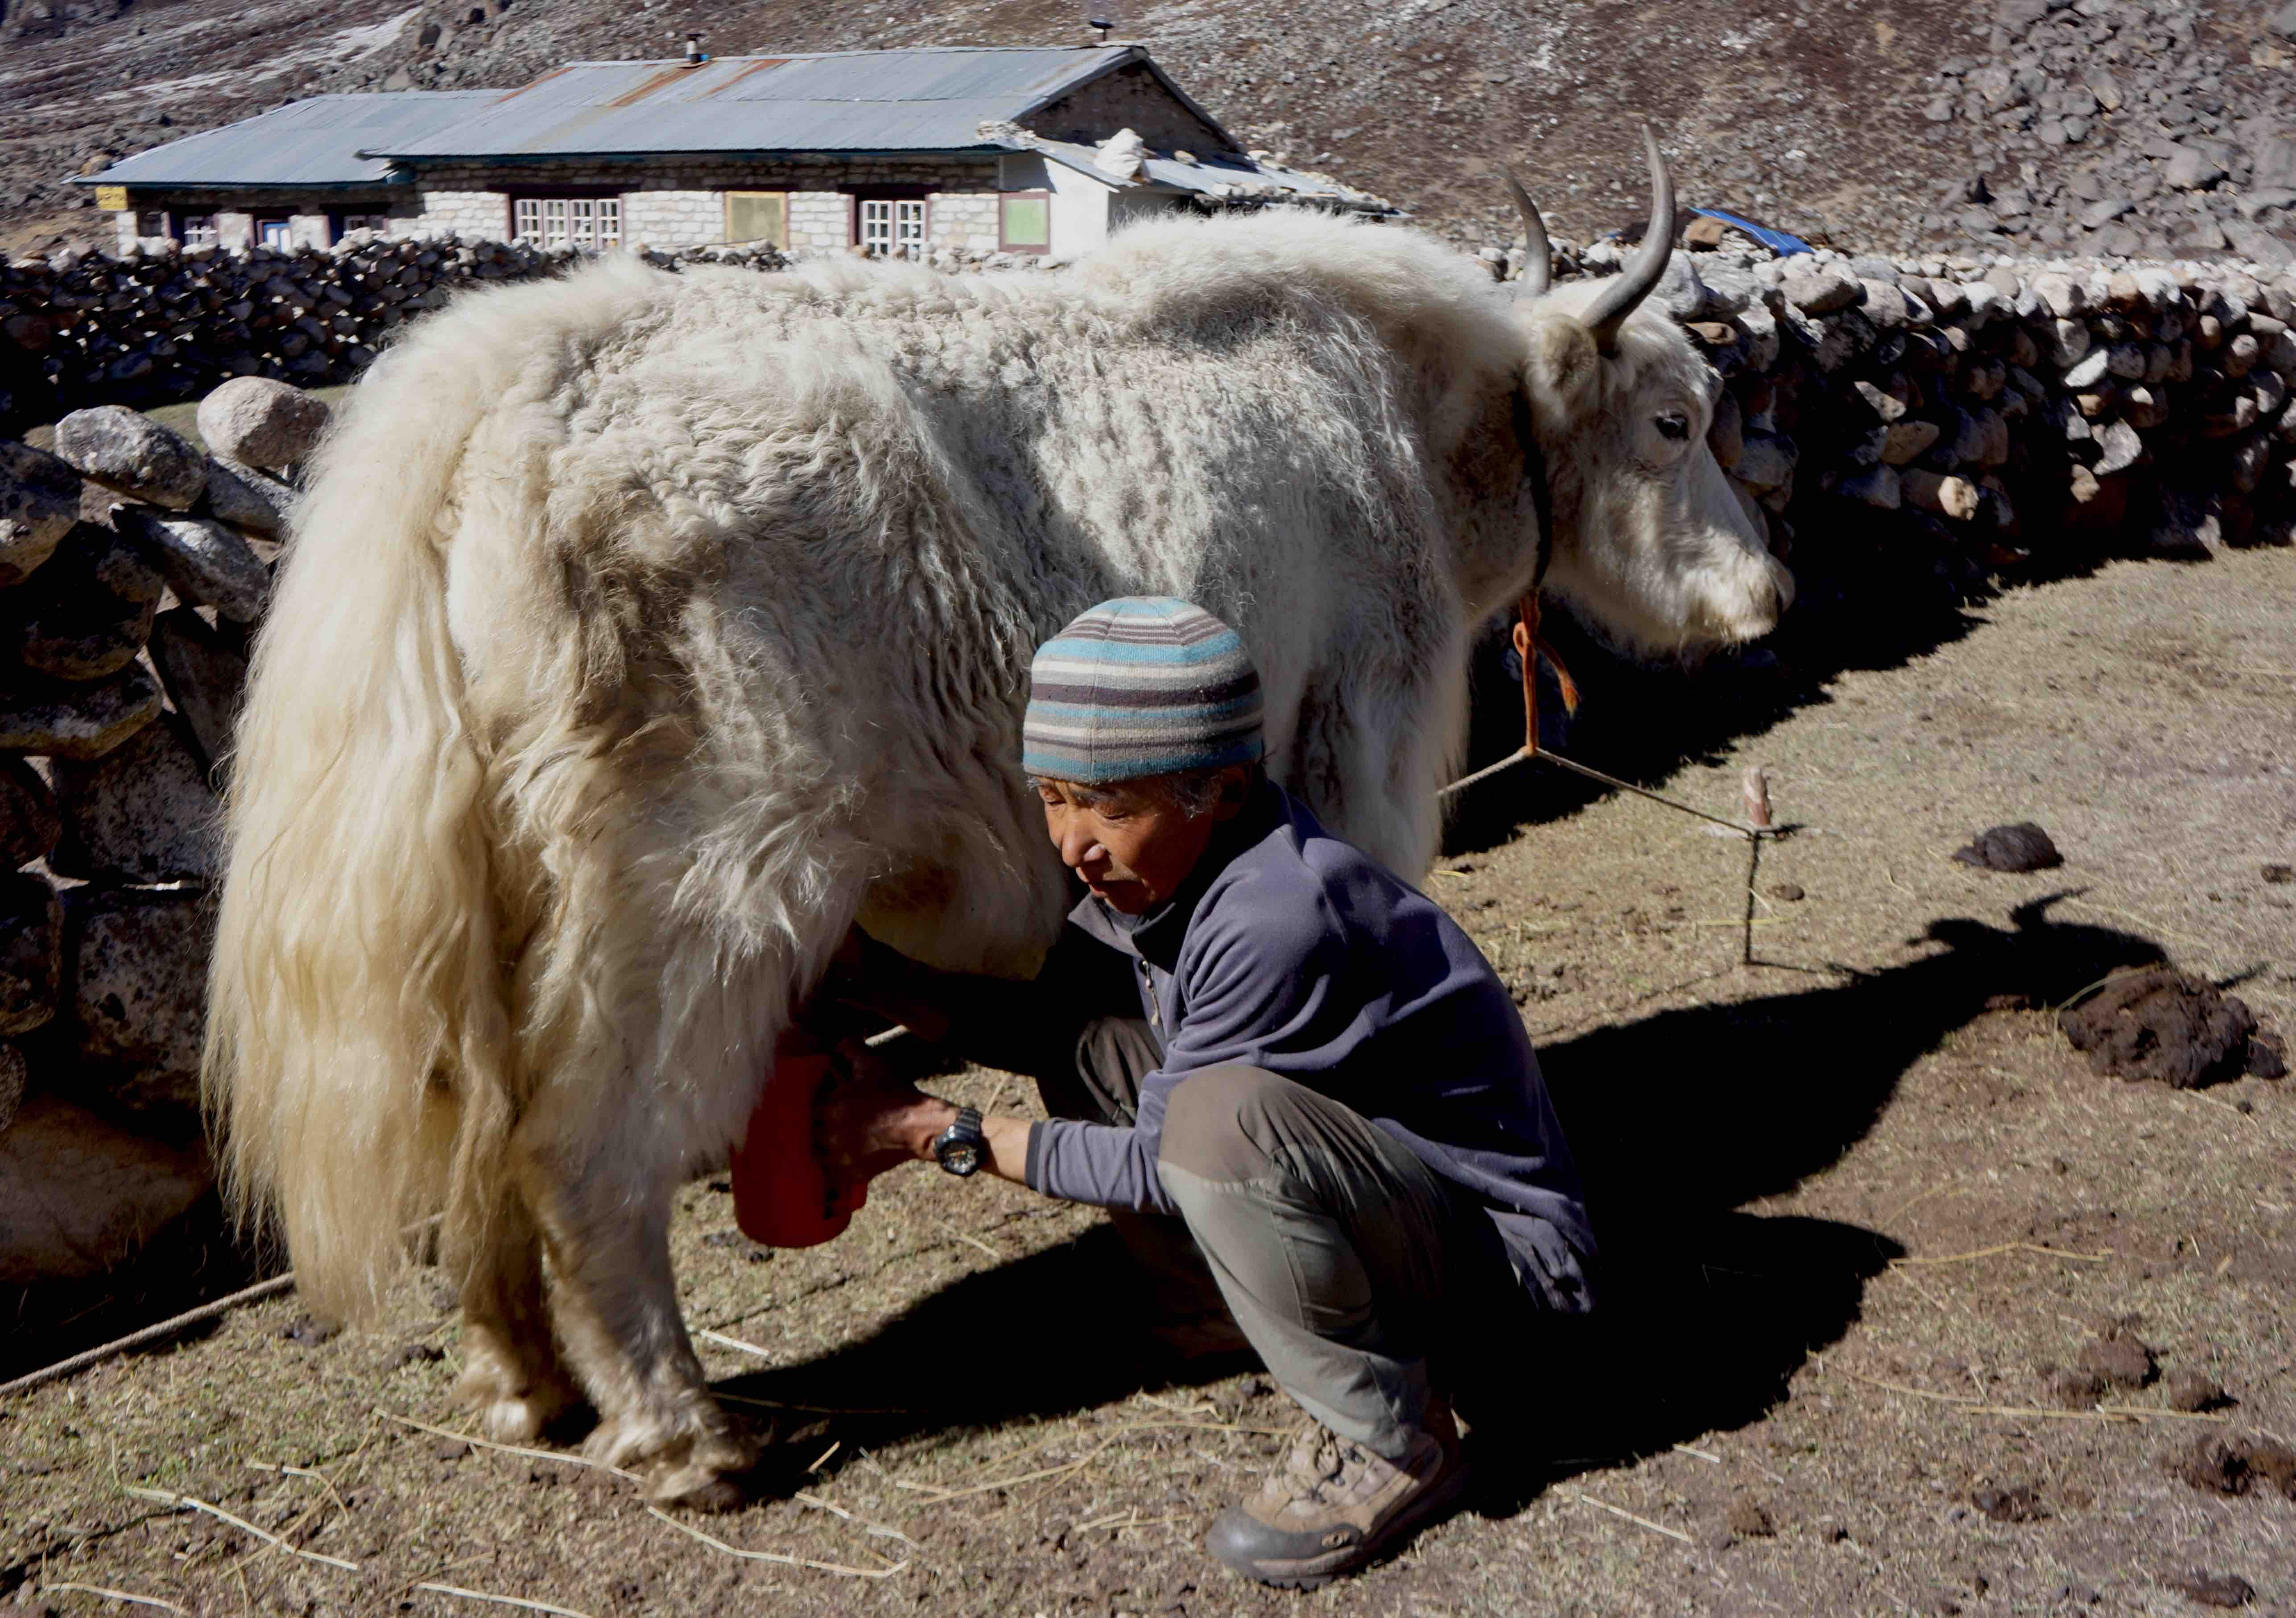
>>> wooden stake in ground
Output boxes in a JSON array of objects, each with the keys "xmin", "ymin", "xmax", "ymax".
[{"xmin": 1741, "ymin": 766, "xmax": 1772, "ymax": 966}]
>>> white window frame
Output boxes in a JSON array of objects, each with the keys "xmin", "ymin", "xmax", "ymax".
[
  {"xmin": 858, "ymin": 196, "xmax": 927, "ymax": 256},
  {"xmin": 180, "ymin": 214, "xmax": 220, "ymax": 248},
  {"xmin": 513, "ymin": 194, "xmax": 622, "ymax": 249},
  {"xmin": 339, "ymin": 212, "xmax": 390, "ymax": 238}
]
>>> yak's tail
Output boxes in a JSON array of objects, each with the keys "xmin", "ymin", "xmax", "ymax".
[{"xmin": 204, "ymin": 333, "xmax": 514, "ymax": 1321}]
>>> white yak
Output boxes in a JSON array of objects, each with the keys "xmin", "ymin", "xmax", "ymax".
[{"xmin": 205, "ymin": 139, "xmax": 1790, "ymax": 1504}]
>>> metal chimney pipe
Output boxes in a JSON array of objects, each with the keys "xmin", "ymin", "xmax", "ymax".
[{"xmin": 685, "ymin": 32, "xmax": 703, "ymax": 66}]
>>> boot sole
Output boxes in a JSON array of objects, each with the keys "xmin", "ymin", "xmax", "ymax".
[{"xmin": 1211, "ymin": 1457, "xmax": 1474, "ymax": 1590}]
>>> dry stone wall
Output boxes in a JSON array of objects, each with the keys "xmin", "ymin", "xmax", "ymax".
[
  {"xmin": 2, "ymin": 226, "xmax": 2293, "ymax": 1284},
  {"xmin": 0, "ymin": 233, "xmax": 792, "ymax": 441},
  {"xmin": 1545, "ymin": 235, "xmax": 2296, "ymax": 575},
  {"xmin": 0, "ymin": 377, "xmax": 319, "ymax": 1283}
]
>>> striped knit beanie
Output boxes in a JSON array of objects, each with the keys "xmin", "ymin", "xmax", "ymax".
[{"xmin": 1022, "ymin": 598, "xmax": 1264, "ymax": 785}]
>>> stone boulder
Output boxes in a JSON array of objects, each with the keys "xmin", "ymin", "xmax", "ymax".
[
  {"xmin": 5, "ymin": 522, "xmax": 164, "ymax": 683},
  {"xmin": 0, "ymin": 872, "xmax": 61, "ymax": 1037},
  {"xmin": 0, "ymin": 757, "xmax": 59, "ymax": 870},
  {"xmin": 0, "ymin": 1095, "xmax": 212, "ymax": 1284},
  {"xmin": 146, "ymin": 608, "xmax": 248, "ymax": 779},
  {"xmin": 65, "ymin": 885, "xmax": 211, "ymax": 1092},
  {"xmin": 111, "ymin": 506, "xmax": 271, "ymax": 624},
  {"xmin": 0, "ymin": 663, "xmax": 161, "ymax": 760},
  {"xmin": 195, "ymin": 376, "xmax": 332, "ymax": 472},
  {"xmin": 50, "ymin": 715, "xmax": 218, "ymax": 883},
  {"xmin": 200, "ymin": 455, "xmax": 293, "ymax": 539},
  {"xmin": 50, "ymin": 406, "xmax": 207, "ymax": 512},
  {"xmin": 0, "ymin": 440, "xmax": 79, "ymax": 587}
]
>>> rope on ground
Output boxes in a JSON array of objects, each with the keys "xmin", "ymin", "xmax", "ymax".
[
  {"xmin": 1, "ymin": 1216, "xmax": 442, "ymax": 1400},
  {"xmin": 1440, "ymin": 743, "xmax": 1776, "ymax": 840},
  {"xmin": 0, "ymin": 1273, "xmax": 297, "ymax": 1399}
]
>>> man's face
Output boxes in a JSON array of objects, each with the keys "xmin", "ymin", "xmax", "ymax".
[{"xmin": 1034, "ymin": 768, "xmax": 1247, "ymax": 915}]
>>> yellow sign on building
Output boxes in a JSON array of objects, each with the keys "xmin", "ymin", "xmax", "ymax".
[{"xmin": 95, "ymin": 186, "xmax": 128, "ymax": 211}]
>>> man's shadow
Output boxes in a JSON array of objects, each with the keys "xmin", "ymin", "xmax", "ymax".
[{"xmin": 722, "ymin": 897, "xmax": 2162, "ymax": 1512}]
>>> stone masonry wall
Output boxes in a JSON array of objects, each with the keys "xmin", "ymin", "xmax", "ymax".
[
  {"xmin": 0, "ymin": 233, "xmax": 792, "ymax": 439},
  {"xmin": 929, "ymin": 194, "xmax": 1003, "ymax": 256},
  {"xmin": 786, "ymin": 194, "xmax": 853, "ymax": 253}
]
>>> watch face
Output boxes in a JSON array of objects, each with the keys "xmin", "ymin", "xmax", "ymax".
[{"xmin": 942, "ymin": 1141, "xmax": 981, "ymax": 1176}]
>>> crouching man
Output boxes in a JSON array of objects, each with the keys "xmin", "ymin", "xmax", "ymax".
[{"xmin": 817, "ymin": 596, "xmax": 1595, "ymax": 1589}]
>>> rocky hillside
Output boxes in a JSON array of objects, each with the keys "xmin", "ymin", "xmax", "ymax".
[{"xmin": 5, "ymin": 0, "xmax": 2296, "ymax": 263}]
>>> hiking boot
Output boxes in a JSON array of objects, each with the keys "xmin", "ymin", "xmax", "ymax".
[{"xmin": 1206, "ymin": 1407, "xmax": 1469, "ymax": 1589}]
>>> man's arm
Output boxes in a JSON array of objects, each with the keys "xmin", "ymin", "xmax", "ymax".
[{"xmin": 813, "ymin": 1048, "xmax": 1033, "ymax": 1187}]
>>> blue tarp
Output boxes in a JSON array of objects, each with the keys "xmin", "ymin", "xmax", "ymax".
[{"xmin": 1689, "ymin": 207, "xmax": 1813, "ymax": 257}]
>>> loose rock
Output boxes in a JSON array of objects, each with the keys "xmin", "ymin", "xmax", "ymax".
[
  {"xmin": 195, "ymin": 376, "xmax": 333, "ymax": 472},
  {"xmin": 0, "ymin": 662, "xmax": 161, "ymax": 760},
  {"xmin": 50, "ymin": 406, "xmax": 206, "ymax": 512},
  {"xmin": 0, "ymin": 440, "xmax": 79, "ymax": 586},
  {"xmin": 111, "ymin": 505, "xmax": 271, "ymax": 623},
  {"xmin": 0, "ymin": 1095, "xmax": 211, "ymax": 1284},
  {"xmin": 5, "ymin": 521, "xmax": 163, "ymax": 682},
  {"xmin": 200, "ymin": 456, "xmax": 293, "ymax": 539},
  {"xmin": 50, "ymin": 715, "xmax": 218, "ymax": 883},
  {"xmin": 146, "ymin": 608, "xmax": 248, "ymax": 778},
  {"xmin": 64, "ymin": 884, "xmax": 212, "ymax": 1090}
]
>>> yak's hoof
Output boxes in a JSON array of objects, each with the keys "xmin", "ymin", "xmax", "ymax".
[
  {"xmin": 454, "ymin": 1350, "xmax": 580, "ymax": 1444},
  {"xmin": 584, "ymin": 1407, "xmax": 756, "ymax": 1510}
]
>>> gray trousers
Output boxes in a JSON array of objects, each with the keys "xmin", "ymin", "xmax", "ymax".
[{"xmin": 935, "ymin": 936, "xmax": 1518, "ymax": 1462}]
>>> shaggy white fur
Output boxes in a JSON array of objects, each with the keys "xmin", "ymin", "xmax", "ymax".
[{"xmin": 204, "ymin": 209, "xmax": 1785, "ymax": 1504}]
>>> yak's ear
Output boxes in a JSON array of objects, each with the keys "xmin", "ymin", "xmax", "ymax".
[{"xmin": 1524, "ymin": 316, "xmax": 1601, "ymax": 420}]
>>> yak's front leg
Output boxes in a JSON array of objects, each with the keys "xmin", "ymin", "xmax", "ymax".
[{"xmin": 512, "ymin": 1098, "xmax": 756, "ymax": 1508}]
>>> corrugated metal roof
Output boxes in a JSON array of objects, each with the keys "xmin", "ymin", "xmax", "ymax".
[
  {"xmin": 368, "ymin": 47, "xmax": 1148, "ymax": 159},
  {"xmin": 79, "ymin": 93, "xmax": 505, "ymax": 189},
  {"xmin": 1024, "ymin": 139, "xmax": 1395, "ymax": 213}
]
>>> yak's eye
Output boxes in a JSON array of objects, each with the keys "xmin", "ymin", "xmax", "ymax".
[{"xmin": 1655, "ymin": 411, "xmax": 1691, "ymax": 441}]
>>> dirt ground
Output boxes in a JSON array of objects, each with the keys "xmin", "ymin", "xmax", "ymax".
[{"xmin": 4, "ymin": 544, "xmax": 2293, "ymax": 1616}]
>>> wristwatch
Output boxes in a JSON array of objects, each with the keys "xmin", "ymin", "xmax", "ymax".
[{"xmin": 933, "ymin": 1106, "xmax": 987, "ymax": 1177}]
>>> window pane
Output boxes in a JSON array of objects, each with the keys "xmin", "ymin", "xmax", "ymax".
[
  {"xmin": 725, "ymin": 192, "xmax": 785, "ymax": 245},
  {"xmin": 599, "ymin": 198, "xmax": 620, "ymax": 246},
  {"xmin": 1001, "ymin": 196, "xmax": 1049, "ymax": 248},
  {"xmin": 184, "ymin": 215, "xmax": 219, "ymax": 248},
  {"xmin": 861, "ymin": 198, "xmax": 891, "ymax": 251},
  {"xmin": 895, "ymin": 199, "xmax": 925, "ymax": 247},
  {"xmin": 515, "ymin": 198, "xmax": 541, "ymax": 241}
]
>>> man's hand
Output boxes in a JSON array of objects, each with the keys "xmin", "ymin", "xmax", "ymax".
[{"xmin": 812, "ymin": 1041, "xmax": 959, "ymax": 1184}]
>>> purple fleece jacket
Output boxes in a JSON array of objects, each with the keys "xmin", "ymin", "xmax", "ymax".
[{"xmin": 1021, "ymin": 782, "xmax": 1595, "ymax": 1312}]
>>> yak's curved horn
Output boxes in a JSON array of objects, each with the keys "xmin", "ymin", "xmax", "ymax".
[
  {"xmin": 1579, "ymin": 124, "xmax": 1675, "ymax": 353},
  {"xmin": 1500, "ymin": 167, "xmax": 1552, "ymax": 298}
]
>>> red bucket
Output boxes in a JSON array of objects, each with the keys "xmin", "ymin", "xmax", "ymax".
[{"xmin": 729, "ymin": 1037, "xmax": 868, "ymax": 1248}]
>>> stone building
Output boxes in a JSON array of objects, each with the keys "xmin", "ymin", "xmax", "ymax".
[
  {"xmin": 79, "ymin": 45, "xmax": 1388, "ymax": 259},
  {"xmin": 78, "ymin": 91, "xmax": 504, "ymax": 256}
]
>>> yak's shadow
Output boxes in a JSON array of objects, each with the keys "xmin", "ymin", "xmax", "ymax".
[{"xmin": 722, "ymin": 897, "xmax": 2164, "ymax": 1510}]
